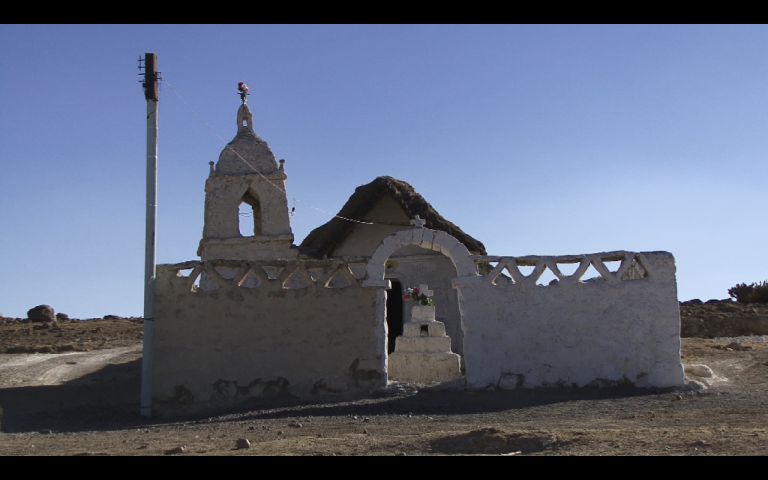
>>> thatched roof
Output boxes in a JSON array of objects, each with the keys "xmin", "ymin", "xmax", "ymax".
[{"xmin": 299, "ymin": 176, "xmax": 487, "ymax": 258}]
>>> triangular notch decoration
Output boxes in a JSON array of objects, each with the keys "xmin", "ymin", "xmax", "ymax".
[
  {"xmin": 238, "ymin": 271, "xmax": 262, "ymax": 289},
  {"xmin": 261, "ymin": 265, "xmax": 284, "ymax": 281},
  {"xmin": 489, "ymin": 261, "xmax": 516, "ymax": 285},
  {"xmin": 621, "ymin": 255, "xmax": 649, "ymax": 280},
  {"xmin": 580, "ymin": 263, "xmax": 605, "ymax": 283},
  {"xmin": 283, "ymin": 265, "xmax": 312, "ymax": 290},
  {"xmin": 325, "ymin": 266, "xmax": 355, "ymax": 289},
  {"xmin": 535, "ymin": 265, "xmax": 561, "ymax": 286}
]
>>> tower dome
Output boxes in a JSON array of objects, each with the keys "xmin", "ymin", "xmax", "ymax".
[{"xmin": 214, "ymin": 103, "xmax": 280, "ymax": 175}]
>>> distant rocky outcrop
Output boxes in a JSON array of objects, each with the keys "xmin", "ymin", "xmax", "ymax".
[
  {"xmin": 680, "ymin": 299, "xmax": 768, "ymax": 338},
  {"xmin": 27, "ymin": 305, "xmax": 56, "ymax": 323}
]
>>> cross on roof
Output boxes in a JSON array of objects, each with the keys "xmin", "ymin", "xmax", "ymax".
[{"xmin": 410, "ymin": 215, "xmax": 426, "ymax": 229}]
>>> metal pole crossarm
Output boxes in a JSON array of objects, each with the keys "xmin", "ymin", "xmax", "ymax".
[{"xmin": 143, "ymin": 53, "xmax": 159, "ymax": 102}]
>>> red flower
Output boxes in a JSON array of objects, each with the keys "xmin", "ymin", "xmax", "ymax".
[
  {"xmin": 412, "ymin": 288, "xmax": 419, "ymax": 294},
  {"xmin": 403, "ymin": 295, "xmax": 410, "ymax": 300}
]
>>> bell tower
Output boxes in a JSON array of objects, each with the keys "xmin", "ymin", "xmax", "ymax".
[{"xmin": 197, "ymin": 95, "xmax": 297, "ymax": 261}]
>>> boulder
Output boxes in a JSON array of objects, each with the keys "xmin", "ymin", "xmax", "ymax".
[
  {"xmin": 27, "ymin": 305, "xmax": 56, "ymax": 323},
  {"xmin": 56, "ymin": 313, "xmax": 70, "ymax": 322},
  {"xmin": 685, "ymin": 364, "xmax": 714, "ymax": 378}
]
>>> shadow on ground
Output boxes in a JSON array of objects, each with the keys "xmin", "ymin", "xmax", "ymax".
[
  {"xmin": 0, "ymin": 358, "xmax": 668, "ymax": 434},
  {"xmin": 0, "ymin": 359, "xmax": 146, "ymax": 433}
]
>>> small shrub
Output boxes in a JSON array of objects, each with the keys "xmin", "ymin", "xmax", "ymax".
[{"xmin": 728, "ymin": 281, "xmax": 768, "ymax": 304}]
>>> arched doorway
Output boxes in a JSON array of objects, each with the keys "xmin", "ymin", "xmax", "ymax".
[{"xmin": 363, "ymin": 228, "xmax": 478, "ymax": 382}]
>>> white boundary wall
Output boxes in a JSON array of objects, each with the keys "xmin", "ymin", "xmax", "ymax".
[{"xmin": 452, "ymin": 251, "xmax": 685, "ymax": 389}]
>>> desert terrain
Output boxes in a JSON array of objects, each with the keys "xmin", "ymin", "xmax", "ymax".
[{"xmin": 0, "ymin": 300, "xmax": 766, "ymax": 456}]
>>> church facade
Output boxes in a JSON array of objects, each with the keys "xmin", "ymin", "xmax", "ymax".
[{"xmin": 148, "ymin": 101, "xmax": 685, "ymax": 412}]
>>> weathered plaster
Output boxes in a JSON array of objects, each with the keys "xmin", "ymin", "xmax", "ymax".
[
  {"xmin": 453, "ymin": 251, "xmax": 685, "ymax": 389},
  {"xmin": 202, "ymin": 174, "xmax": 293, "ymax": 241},
  {"xmin": 153, "ymin": 260, "xmax": 388, "ymax": 409}
]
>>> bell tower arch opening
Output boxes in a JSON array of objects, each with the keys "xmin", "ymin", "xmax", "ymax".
[{"xmin": 238, "ymin": 189, "xmax": 262, "ymax": 237}]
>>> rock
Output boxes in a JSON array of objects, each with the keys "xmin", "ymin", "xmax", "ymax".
[
  {"xmin": 686, "ymin": 379, "xmax": 707, "ymax": 391},
  {"xmin": 724, "ymin": 342, "xmax": 752, "ymax": 352},
  {"xmin": 39, "ymin": 429, "xmax": 53, "ymax": 435},
  {"xmin": 27, "ymin": 305, "xmax": 56, "ymax": 323},
  {"xmin": 56, "ymin": 313, "xmax": 70, "ymax": 322},
  {"xmin": 289, "ymin": 421, "xmax": 302, "ymax": 428},
  {"xmin": 235, "ymin": 438, "xmax": 251, "ymax": 450},
  {"xmin": 164, "ymin": 446, "xmax": 187, "ymax": 455},
  {"xmin": 685, "ymin": 364, "xmax": 715, "ymax": 378}
]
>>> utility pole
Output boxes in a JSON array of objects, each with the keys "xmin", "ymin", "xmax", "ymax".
[{"xmin": 139, "ymin": 53, "xmax": 159, "ymax": 418}]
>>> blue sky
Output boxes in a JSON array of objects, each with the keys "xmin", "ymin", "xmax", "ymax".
[{"xmin": 1, "ymin": 24, "xmax": 766, "ymax": 318}]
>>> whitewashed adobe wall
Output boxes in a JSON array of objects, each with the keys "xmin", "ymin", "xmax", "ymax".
[
  {"xmin": 152, "ymin": 258, "xmax": 386, "ymax": 409},
  {"xmin": 452, "ymin": 251, "xmax": 685, "ymax": 390}
]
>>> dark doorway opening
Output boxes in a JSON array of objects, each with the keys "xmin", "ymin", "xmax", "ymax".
[{"xmin": 386, "ymin": 280, "xmax": 404, "ymax": 354}]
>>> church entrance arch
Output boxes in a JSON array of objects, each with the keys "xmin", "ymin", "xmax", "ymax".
[
  {"xmin": 363, "ymin": 227, "xmax": 477, "ymax": 382},
  {"xmin": 363, "ymin": 228, "xmax": 477, "ymax": 283}
]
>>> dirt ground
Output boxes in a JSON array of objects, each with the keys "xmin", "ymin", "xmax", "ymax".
[{"xmin": 0, "ymin": 316, "xmax": 766, "ymax": 456}]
